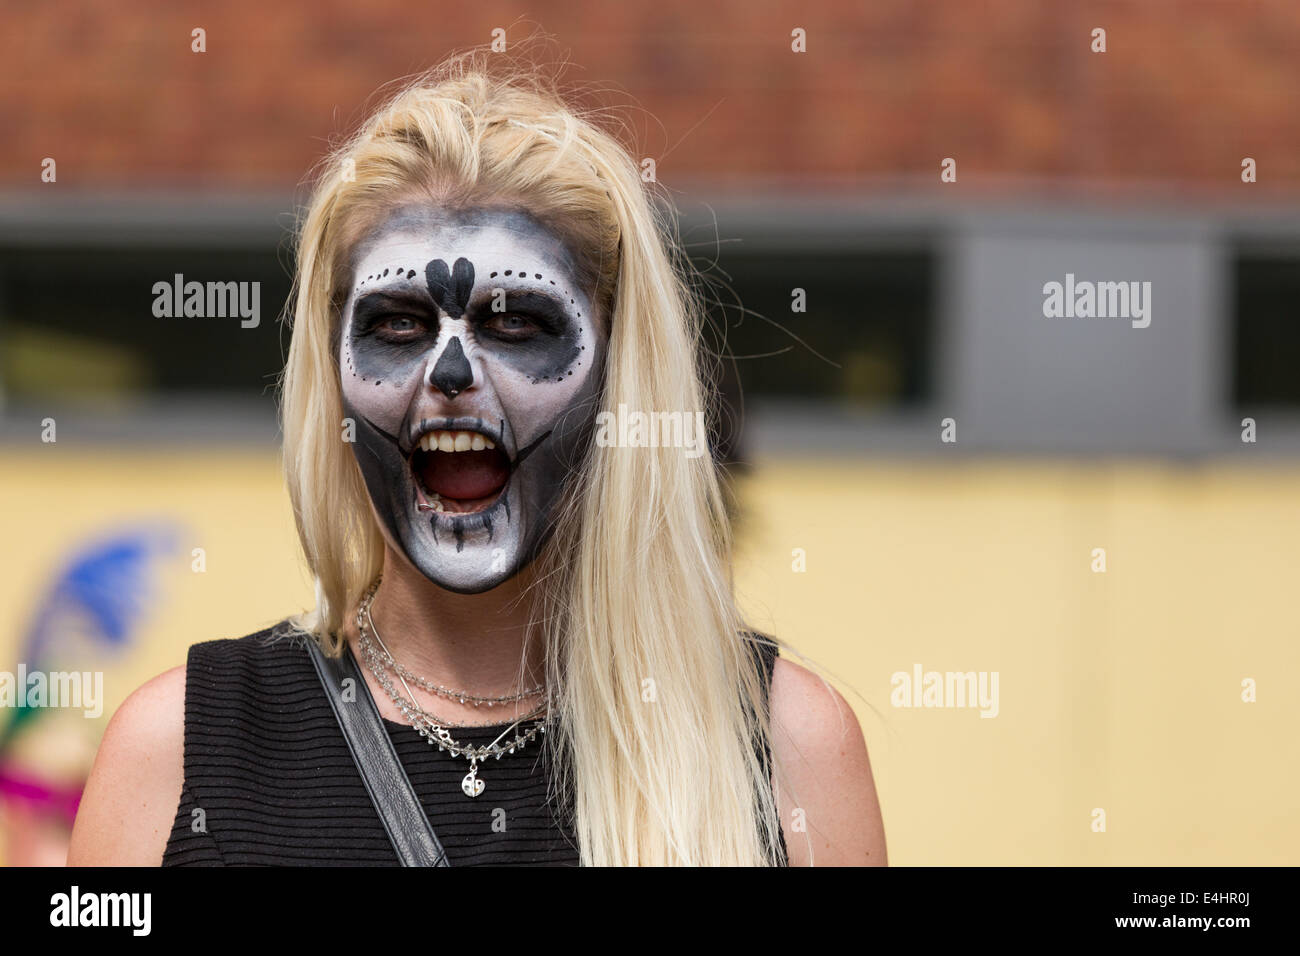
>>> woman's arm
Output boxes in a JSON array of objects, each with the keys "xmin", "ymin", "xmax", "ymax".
[
  {"xmin": 66, "ymin": 665, "xmax": 186, "ymax": 866},
  {"xmin": 770, "ymin": 657, "xmax": 887, "ymax": 866}
]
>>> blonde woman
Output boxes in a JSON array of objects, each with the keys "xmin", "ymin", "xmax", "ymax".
[{"xmin": 68, "ymin": 52, "xmax": 885, "ymax": 867}]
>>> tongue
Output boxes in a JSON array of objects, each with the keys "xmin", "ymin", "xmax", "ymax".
[{"xmin": 422, "ymin": 450, "xmax": 509, "ymax": 501}]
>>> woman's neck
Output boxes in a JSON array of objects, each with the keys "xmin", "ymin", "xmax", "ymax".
[{"xmin": 347, "ymin": 544, "xmax": 548, "ymax": 725}]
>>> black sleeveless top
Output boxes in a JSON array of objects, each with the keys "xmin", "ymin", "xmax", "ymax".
[{"xmin": 162, "ymin": 623, "xmax": 783, "ymax": 866}]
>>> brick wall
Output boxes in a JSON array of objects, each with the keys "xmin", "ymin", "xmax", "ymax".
[{"xmin": 2, "ymin": 0, "xmax": 1297, "ymax": 196}]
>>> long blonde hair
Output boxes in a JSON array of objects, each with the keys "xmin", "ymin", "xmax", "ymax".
[{"xmin": 279, "ymin": 47, "xmax": 782, "ymax": 866}]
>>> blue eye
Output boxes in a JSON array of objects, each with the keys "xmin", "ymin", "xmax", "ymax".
[
  {"xmin": 370, "ymin": 315, "xmax": 429, "ymax": 340},
  {"xmin": 487, "ymin": 313, "xmax": 539, "ymax": 338}
]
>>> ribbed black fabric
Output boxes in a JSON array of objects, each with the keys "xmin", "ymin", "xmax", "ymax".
[{"xmin": 162, "ymin": 623, "xmax": 783, "ymax": 866}]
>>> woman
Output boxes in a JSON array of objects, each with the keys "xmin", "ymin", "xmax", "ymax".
[{"xmin": 68, "ymin": 52, "xmax": 885, "ymax": 866}]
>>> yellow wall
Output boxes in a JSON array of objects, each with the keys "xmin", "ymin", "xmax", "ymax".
[
  {"xmin": 736, "ymin": 460, "xmax": 1300, "ymax": 865},
  {"xmin": 2, "ymin": 449, "xmax": 1296, "ymax": 864}
]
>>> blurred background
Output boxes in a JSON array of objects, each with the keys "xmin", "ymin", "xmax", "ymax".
[{"xmin": 1, "ymin": 0, "xmax": 1298, "ymax": 865}]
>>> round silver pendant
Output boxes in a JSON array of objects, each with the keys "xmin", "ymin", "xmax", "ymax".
[{"xmin": 461, "ymin": 768, "xmax": 485, "ymax": 798}]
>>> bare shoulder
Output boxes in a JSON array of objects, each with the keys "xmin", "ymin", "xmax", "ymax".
[
  {"xmin": 67, "ymin": 664, "xmax": 186, "ymax": 866},
  {"xmin": 769, "ymin": 656, "xmax": 887, "ymax": 866}
]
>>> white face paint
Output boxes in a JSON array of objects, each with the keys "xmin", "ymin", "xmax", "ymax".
[{"xmin": 339, "ymin": 205, "xmax": 606, "ymax": 593}]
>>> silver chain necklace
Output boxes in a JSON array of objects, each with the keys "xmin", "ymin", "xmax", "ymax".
[
  {"xmin": 368, "ymin": 631, "xmax": 545, "ymax": 708},
  {"xmin": 362, "ymin": 589, "xmax": 545, "ymax": 707},
  {"xmin": 355, "ymin": 580, "xmax": 550, "ymax": 799}
]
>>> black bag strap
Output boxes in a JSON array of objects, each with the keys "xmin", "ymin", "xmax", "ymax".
[{"xmin": 306, "ymin": 637, "xmax": 450, "ymax": 867}]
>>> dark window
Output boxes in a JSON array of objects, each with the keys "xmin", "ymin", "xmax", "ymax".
[
  {"xmin": 1233, "ymin": 252, "xmax": 1300, "ymax": 408},
  {"xmin": 694, "ymin": 247, "xmax": 933, "ymax": 409},
  {"xmin": 0, "ymin": 245, "xmax": 292, "ymax": 403}
]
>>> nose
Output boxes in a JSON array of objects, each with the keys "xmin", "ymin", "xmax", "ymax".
[{"xmin": 428, "ymin": 335, "xmax": 474, "ymax": 399}]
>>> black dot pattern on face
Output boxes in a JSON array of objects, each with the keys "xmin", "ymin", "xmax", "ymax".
[
  {"xmin": 452, "ymin": 265, "xmax": 593, "ymax": 385},
  {"xmin": 353, "ymin": 266, "xmax": 420, "ymax": 296}
]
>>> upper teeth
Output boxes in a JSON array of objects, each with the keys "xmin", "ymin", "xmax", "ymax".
[{"xmin": 418, "ymin": 430, "xmax": 495, "ymax": 452}]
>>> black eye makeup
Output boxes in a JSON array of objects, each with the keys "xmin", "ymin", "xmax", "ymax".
[
  {"xmin": 352, "ymin": 292, "xmax": 437, "ymax": 342},
  {"xmin": 482, "ymin": 313, "xmax": 540, "ymax": 340},
  {"xmin": 469, "ymin": 290, "xmax": 573, "ymax": 341},
  {"xmin": 345, "ymin": 251, "xmax": 589, "ymax": 389},
  {"xmin": 371, "ymin": 313, "xmax": 428, "ymax": 341}
]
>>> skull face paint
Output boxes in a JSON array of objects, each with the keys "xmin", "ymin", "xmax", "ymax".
[{"xmin": 339, "ymin": 205, "xmax": 606, "ymax": 593}]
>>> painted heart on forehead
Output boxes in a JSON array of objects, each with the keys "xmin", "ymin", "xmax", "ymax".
[
  {"xmin": 425, "ymin": 256, "xmax": 474, "ymax": 318},
  {"xmin": 338, "ymin": 205, "xmax": 607, "ymax": 593}
]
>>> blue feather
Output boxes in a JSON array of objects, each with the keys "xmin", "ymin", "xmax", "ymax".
[{"xmin": 2, "ymin": 523, "xmax": 178, "ymax": 748}]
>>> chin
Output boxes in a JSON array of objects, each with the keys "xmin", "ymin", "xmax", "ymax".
[
  {"xmin": 392, "ymin": 507, "xmax": 527, "ymax": 592},
  {"xmin": 412, "ymin": 553, "xmax": 520, "ymax": 594}
]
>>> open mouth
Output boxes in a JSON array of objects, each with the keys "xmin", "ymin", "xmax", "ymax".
[{"xmin": 410, "ymin": 429, "xmax": 511, "ymax": 516}]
